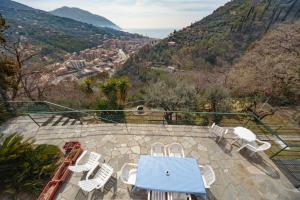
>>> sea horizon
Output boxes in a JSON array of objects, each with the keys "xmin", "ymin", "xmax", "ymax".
[{"xmin": 123, "ymin": 28, "xmax": 177, "ymax": 39}]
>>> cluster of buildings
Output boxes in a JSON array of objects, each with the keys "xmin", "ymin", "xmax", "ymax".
[
  {"xmin": 101, "ymin": 38, "xmax": 158, "ymax": 55},
  {"xmin": 51, "ymin": 38, "xmax": 155, "ymax": 83}
]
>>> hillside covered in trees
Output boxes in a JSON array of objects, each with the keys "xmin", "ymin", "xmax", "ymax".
[
  {"xmin": 120, "ymin": 0, "xmax": 300, "ymax": 72},
  {"xmin": 228, "ymin": 22, "xmax": 300, "ymax": 105},
  {"xmin": 50, "ymin": 7, "xmax": 121, "ymax": 30},
  {"xmin": 118, "ymin": 0, "xmax": 300, "ymax": 105}
]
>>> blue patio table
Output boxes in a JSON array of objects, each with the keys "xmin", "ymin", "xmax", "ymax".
[{"xmin": 135, "ymin": 155, "xmax": 206, "ymax": 195}]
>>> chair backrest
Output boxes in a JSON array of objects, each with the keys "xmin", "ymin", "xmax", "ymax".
[
  {"xmin": 151, "ymin": 190, "xmax": 166, "ymax": 200},
  {"xmin": 94, "ymin": 163, "xmax": 114, "ymax": 185},
  {"xmin": 120, "ymin": 163, "xmax": 137, "ymax": 184},
  {"xmin": 211, "ymin": 123, "xmax": 227, "ymax": 137},
  {"xmin": 86, "ymin": 152, "xmax": 101, "ymax": 167},
  {"xmin": 151, "ymin": 142, "xmax": 166, "ymax": 156},
  {"xmin": 199, "ymin": 165, "xmax": 215, "ymax": 188},
  {"xmin": 168, "ymin": 143, "xmax": 184, "ymax": 157},
  {"xmin": 168, "ymin": 192, "xmax": 191, "ymax": 200}
]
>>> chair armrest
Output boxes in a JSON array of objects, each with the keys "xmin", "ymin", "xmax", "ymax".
[
  {"xmin": 211, "ymin": 122, "xmax": 215, "ymax": 128},
  {"xmin": 255, "ymin": 139, "xmax": 266, "ymax": 144},
  {"xmin": 127, "ymin": 163, "xmax": 137, "ymax": 167},
  {"xmin": 75, "ymin": 150, "xmax": 88, "ymax": 165},
  {"xmin": 224, "ymin": 129, "xmax": 229, "ymax": 136},
  {"xmin": 244, "ymin": 143, "xmax": 256, "ymax": 150}
]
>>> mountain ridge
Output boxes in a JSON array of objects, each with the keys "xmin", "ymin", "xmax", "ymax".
[
  {"xmin": 0, "ymin": 0, "xmax": 34, "ymax": 11},
  {"xmin": 50, "ymin": 6, "xmax": 120, "ymax": 30},
  {"xmin": 0, "ymin": 0, "xmax": 141, "ymax": 63}
]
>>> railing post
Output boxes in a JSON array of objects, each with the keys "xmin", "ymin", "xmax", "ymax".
[{"xmin": 28, "ymin": 114, "xmax": 40, "ymax": 127}]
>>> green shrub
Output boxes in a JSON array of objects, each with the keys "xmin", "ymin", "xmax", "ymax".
[
  {"xmin": 195, "ymin": 115, "xmax": 209, "ymax": 126},
  {"xmin": 0, "ymin": 133, "xmax": 62, "ymax": 198},
  {"xmin": 96, "ymin": 100, "xmax": 125, "ymax": 123}
]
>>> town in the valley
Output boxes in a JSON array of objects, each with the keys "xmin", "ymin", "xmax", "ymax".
[{"xmin": 51, "ymin": 38, "xmax": 156, "ymax": 84}]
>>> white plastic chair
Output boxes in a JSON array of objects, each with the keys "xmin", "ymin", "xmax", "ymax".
[
  {"xmin": 68, "ymin": 151, "xmax": 101, "ymax": 173},
  {"xmin": 78, "ymin": 163, "xmax": 114, "ymax": 192},
  {"xmin": 167, "ymin": 143, "xmax": 185, "ymax": 157},
  {"xmin": 151, "ymin": 142, "xmax": 166, "ymax": 156},
  {"xmin": 148, "ymin": 190, "xmax": 166, "ymax": 200},
  {"xmin": 167, "ymin": 192, "xmax": 192, "ymax": 200},
  {"xmin": 211, "ymin": 123, "xmax": 228, "ymax": 143},
  {"xmin": 199, "ymin": 165, "xmax": 215, "ymax": 188},
  {"xmin": 237, "ymin": 139, "xmax": 271, "ymax": 157},
  {"xmin": 120, "ymin": 163, "xmax": 137, "ymax": 185}
]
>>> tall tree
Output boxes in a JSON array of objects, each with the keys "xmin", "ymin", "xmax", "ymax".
[
  {"xmin": 1, "ymin": 37, "xmax": 55, "ymax": 102},
  {"xmin": 1, "ymin": 39, "xmax": 38, "ymax": 100},
  {"xmin": 146, "ymin": 79, "xmax": 197, "ymax": 122},
  {"xmin": 0, "ymin": 15, "xmax": 17, "ymax": 115},
  {"xmin": 100, "ymin": 76, "xmax": 131, "ymax": 107},
  {"xmin": 204, "ymin": 85, "xmax": 230, "ymax": 113},
  {"xmin": 0, "ymin": 55, "xmax": 17, "ymax": 113}
]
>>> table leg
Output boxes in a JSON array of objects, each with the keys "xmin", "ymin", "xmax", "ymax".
[
  {"xmin": 131, "ymin": 185, "xmax": 138, "ymax": 193},
  {"xmin": 230, "ymin": 137, "xmax": 240, "ymax": 146}
]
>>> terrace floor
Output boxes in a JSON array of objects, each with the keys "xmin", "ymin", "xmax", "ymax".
[{"xmin": 1, "ymin": 116, "xmax": 300, "ymax": 200}]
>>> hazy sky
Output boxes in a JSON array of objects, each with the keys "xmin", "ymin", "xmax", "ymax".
[{"xmin": 14, "ymin": 0, "xmax": 230, "ymax": 29}]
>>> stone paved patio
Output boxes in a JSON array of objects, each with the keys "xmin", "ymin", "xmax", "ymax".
[{"xmin": 1, "ymin": 116, "xmax": 300, "ymax": 200}]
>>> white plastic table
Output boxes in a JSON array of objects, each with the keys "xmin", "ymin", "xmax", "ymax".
[
  {"xmin": 135, "ymin": 155, "xmax": 206, "ymax": 195},
  {"xmin": 231, "ymin": 127, "xmax": 256, "ymax": 146}
]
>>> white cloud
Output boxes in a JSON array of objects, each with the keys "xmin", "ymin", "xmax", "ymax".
[{"xmin": 14, "ymin": 0, "xmax": 229, "ymax": 29}]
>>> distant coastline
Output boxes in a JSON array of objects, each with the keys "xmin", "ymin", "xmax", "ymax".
[{"xmin": 124, "ymin": 28, "xmax": 177, "ymax": 39}]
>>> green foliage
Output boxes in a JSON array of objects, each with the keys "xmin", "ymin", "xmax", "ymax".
[
  {"xmin": 80, "ymin": 79, "xmax": 94, "ymax": 94},
  {"xmin": 228, "ymin": 22, "xmax": 300, "ymax": 105},
  {"xmin": 204, "ymin": 85, "xmax": 231, "ymax": 123},
  {"xmin": 146, "ymin": 78, "xmax": 197, "ymax": 112},
  {"xmin": 0, "ymin": 55, "xmax": 17, "ymax": 91},
  {"xmin": 127, "ymin": 91, "xmax": 145, "ymax": 103},
  {"xmin": 145, "ymin": 78, "xmax": 197, "ymax": 122},
  {"xmin": 174, "ymin": 113, "xmax": 210, "ymax": 126},
  {"xmin": 0, "ymin": 106, "xmax": 12, "ymax": 123},
  {"xmin": 96, "ymin": 100, "xmax": 125, "ymax": 123},
  {"xmin": 95, "ymin": 77, "xmax": 130, "ymax": 122},
  {"xmin": 204, "ymin": 85, "xmax": 230, "ymax": 111},
  {"xmin": 120, "ymin": 0, "xmax": 300, "ymax": 85},
  {"xmin": 196, "ymin": 115, "xmax": 210, "ymax": 126},
  {"xmin": 100, "ymin": 76, "xmax": 131, "ymax": 107},
  {"xmin": 0, "ymin": 16, "xmax": 16, "ymax": 121},
  {"xmin": 176, "ymin": 113, "xmax": 195, "ymax": 125},
  {"xmin": 0, "ymin": 55, "xmax": 18, "ymax": 117},
  {"xmin": 50, "ymin": 7, "xmax": 120, "ymax": 30},
  {"xmin": 0, "ymin": 14, "xmax": 7, "ymax": 43},
  {"xmin": 0, "ymin": 133, "xmax": 62, "ymax": 197}
]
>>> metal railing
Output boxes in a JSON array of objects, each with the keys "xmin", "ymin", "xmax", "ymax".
[
  {"xmin": 1, "ymin": 101, "xmax": 89, "ymax": 126},
  {"xmin": 1, "ymin": 101, "xmax": 299, "ymax": 187}
]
